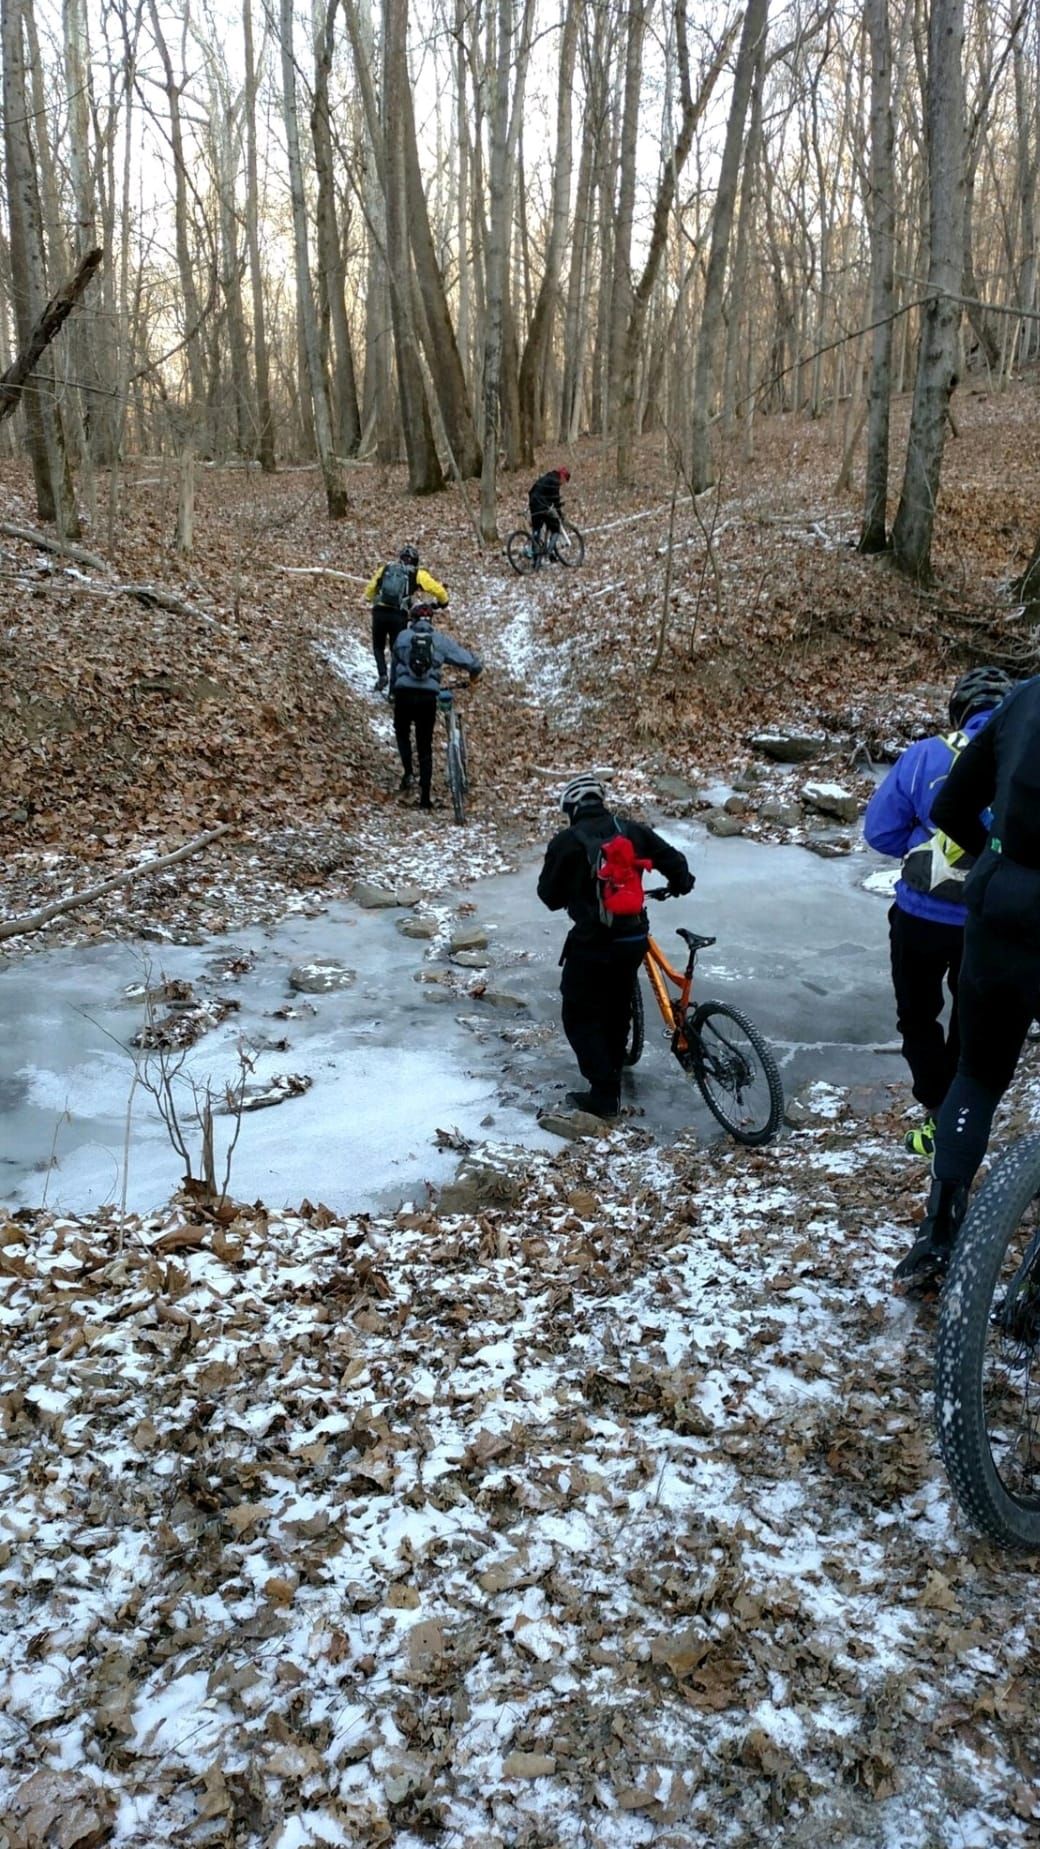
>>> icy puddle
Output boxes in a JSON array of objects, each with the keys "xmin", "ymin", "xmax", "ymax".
[{"xmin": 0, "ymin": 825, "xmax": 899, "ymax": 1215}]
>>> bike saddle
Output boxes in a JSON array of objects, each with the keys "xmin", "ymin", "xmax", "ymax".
[{"xmin": 676, "ymin": 928, "xmax": 716, "ymax": 951}]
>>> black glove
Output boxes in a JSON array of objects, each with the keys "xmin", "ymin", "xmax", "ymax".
[{"xmin": 669, "ymin": 868, "xmax": 695, "ymax": 897}]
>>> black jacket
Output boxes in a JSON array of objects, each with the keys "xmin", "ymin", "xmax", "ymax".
[
  {"xmin": 529, "ymin": 471, "xmax": 564, "ymax": 514},
  {"xmin": 932, "ymin": 675, "xmax": 1040, "ymax": 942},
  {"xmin": 537, "ymin": 804, "xmax": 692, "ymax": 944}
]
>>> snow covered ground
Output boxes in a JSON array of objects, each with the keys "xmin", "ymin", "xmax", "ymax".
[{"xmin": 2, "ymin": 1096, "xmax": 1038, "ymax": 1846}]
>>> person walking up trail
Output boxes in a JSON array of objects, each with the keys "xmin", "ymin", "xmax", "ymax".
[
  {"xmin": 537, "ymin": 775, "xmax": 693, "ymax": 1119},
  {"xmin": 365, "ymin": 544, "xmax": 448, "ymax": 692},
  {"xmin": 894, "ymin": 672, "xmax": 1040, "ymax": 1288},
  {"xmin": 864, "ymin": 667, "xmax": 1012, "ymax": 1159},
  {"xmin": 389, "ymin": 603, "xmax": 481, "ymax": 811}
]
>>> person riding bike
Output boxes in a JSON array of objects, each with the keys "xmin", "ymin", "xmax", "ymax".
[
  {"xmin": 528, "ymin": 467, "xmax": 570, "ymax": 549},
  {"xmin": 894, "ymin": 671, "xmax": 1039, "ymax": 1288},
  {"xmin": 389, "ymin": 601, "xmax": 481, "ymax": 811},
  {"xmin": 365, "ymin": 544, "xmax": 448, "ymax": 692},
  {"xmin": 864, "ymin": 666, "xmax": 1013, "ymax": 1160},
  {"xmin": 537, "ymin": 775, "xmax": 693, "ymax": 1119}
]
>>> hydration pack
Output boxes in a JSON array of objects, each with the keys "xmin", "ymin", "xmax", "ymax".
[
  {"xmin": 901, "ymin": 729, "xmax": 977, "ymax": 903},
  {"xmin": 583, "ymin": 818, "xmax": 652, "ymax": 925},
  {"xmin": 379, "ymin": 560, "xmax": 412, "ymax": 611},
  {"xmin": 407, "ymin": 625, "xmax": 435, "ymax": 680}
]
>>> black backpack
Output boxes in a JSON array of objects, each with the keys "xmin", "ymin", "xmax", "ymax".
[
  {"xmin": 379, "ymin": 560, "xmax": 412, "ymax": 611},
  {"xmin": 408, "ymin": 626, "xmax": 435, "ymax": 679}
]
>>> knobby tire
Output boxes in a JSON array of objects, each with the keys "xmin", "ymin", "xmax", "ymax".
[
  {"xmin": 554, "ymin": 519, "xmax": 585, "ymax": 568},
  {"xmin": 506, "ymin": 530, "xmax": 537, "ymax": 575},
  {"xmin": 935, "ymin": 1135, "xmax": 1040, "ymax": 1550},
  {"xmin": 686, "ymin": 1000, "xmax": 783, "ymax": 1146},
  {"xmin": 446, "ymin": 714, "xmax": 467, "ymax": 826}
]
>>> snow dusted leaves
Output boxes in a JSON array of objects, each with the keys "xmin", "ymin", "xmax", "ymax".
[{"xmin": 0, "ymin": 1108, "xmax": 1038, "ymax": 1845}]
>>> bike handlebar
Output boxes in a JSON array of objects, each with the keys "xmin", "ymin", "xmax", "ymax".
[{"xmin": 645, "ymin": 881, "xmax": 696, "ymax": 900}]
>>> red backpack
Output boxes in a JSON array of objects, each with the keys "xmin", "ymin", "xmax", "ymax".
[{"xmin": 584, "ymin": 820, "xmax": 652, "ymax": 925}]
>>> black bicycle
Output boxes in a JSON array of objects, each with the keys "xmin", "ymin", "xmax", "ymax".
[
  {"xmin": 438, "ymin": 681, "xmax": 470, "ymax": 825},
  {"xmin": 935, "ymin": 1134, "xmax": 1040, "ymax": 1548},
  {"xmin": 506, "ymin": 513, "xmax": 585, "ymax": 575},
  {"xmin": 622, "ymin": 889, "xmax": 783, "ymax": 1145}
]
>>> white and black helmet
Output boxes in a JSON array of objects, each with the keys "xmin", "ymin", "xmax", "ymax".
[
  {"xmin": 949, "ymin": 665, "xmax": 1014, "ymax": 728},
  {"xmin": 560, "ymin": 774, "xmax": 606, "ymax": 819}
]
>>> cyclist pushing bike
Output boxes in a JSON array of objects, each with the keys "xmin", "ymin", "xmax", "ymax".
[
  {"xmin": 389, "ymin": 601, "xmax": 481, "ymax": 811},
  {"xmin": 537, "ymin": 774, "xmax": 693, "ymax": 1119},
  {"xmin": 528, "ymin": 465, "xmax": 570, "ymax": 548}
]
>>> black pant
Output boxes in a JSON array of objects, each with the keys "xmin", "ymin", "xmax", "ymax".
[
  {"xmin": 934, "ymin": 915, "xmax": 1040, "ymax": 1185},
  {"xmin": 529, "ymin": 501, "xmax": 560, "ymax": 541},
  {"xmin": 560, "ymin": 934, "xmax": 646, "ymax": 1108},
  {"xmin": 888, "ymin": 904, "xmax": 964, "ymax": 1111},
  {"xmin": 372, "ymin": 606, "xmax": 406, "ymax": 679},
  {"xmin": 393, "ymin": 688, "xmax": 437, "ymax": 798}
]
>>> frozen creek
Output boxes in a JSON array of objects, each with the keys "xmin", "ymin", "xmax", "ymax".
[{"xmin": 0, "ymin": 822, "xmax": 900, "ymax": 1217}]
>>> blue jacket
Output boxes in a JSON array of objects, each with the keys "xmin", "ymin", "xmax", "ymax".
[{"xmin": 863, "ymin": 710, "xmax": 995, "ymax": 924}]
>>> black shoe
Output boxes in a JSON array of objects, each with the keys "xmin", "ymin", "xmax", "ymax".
[
  {"xmin": 566, "ymin": 1089, "xmax": 619, "ymax": 1120},
  {"xmin": 398, "ymin": 772, "xmax": 414, "ymax": 793},
  {"xmin": 894, "ymin": 1180, "xmax": 969, "ymax": 1288},
  {"xmin": 418, "ymin": 795, "xmax": 433, "ymax": 811}
]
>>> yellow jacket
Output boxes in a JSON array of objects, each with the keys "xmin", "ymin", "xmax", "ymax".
[{"xmin": 364, "ymin": 564, "xmax": 448, "ymax": 605}]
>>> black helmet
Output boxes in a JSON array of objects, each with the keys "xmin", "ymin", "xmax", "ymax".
[
  {"xmin": 949, "ymin": 666, "xmax": 1013, "ymax": 728},
  {"xmin": 400, "ymin": 544, "xmax": 419, "ymax": 568}
]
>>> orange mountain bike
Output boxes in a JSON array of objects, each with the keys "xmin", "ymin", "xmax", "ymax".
[{"xmin": 625, "ymin": 888, "xmax": 784, "ymax": 1146}]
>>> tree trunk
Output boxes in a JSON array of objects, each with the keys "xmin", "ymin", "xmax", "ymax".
[
  {"xmin": 313, "ymin": 0, "xmax": 362, "ymax": 457},
  {"xmin": 516, "ymin": 0, "xmax": 578, "ymax": 465},
  {"xmin": 689, "ymin": 0, "xmax": 771, "ymax": 492},
  {"xmin": 616, "ymin": 7, "xmax": 734, "ymax": 483},
  {"xmin": 605, "ymin": 0, "xmax": 647, "ymax": 430},
  {"xmin": 243, "ymin": 0, "xmax": 276, "ymax": 470},
  {"xmin": 382, "ymin": 0, "xmax": 443, "ymax": 492},
  {"xmin": 891, "ymin": 0, "xmax": 965, "ymax": 580},
  {"xmin": 279, "ymin": 0, "xmax": 348, "ymax": 514},
  {"xmin": 860, "ymin": 0, "xmax": 896, "ymax": 552},
  {"xmin": 480, "ymin": 0, "xmax": 514, "ymax": 538},
  {"xmin": 148, "ymin": 0, "xmax": 209, "ymax": 448}
]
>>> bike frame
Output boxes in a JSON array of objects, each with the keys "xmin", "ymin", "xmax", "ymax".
[{"xmin": 642, "ymin": 934, "xmax": 695, "ymax": 1050}]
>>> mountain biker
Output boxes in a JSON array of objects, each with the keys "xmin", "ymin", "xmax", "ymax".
[
  {"xmin": 528, "ymin": 467, "xmax": 570, "ymax": 548},
  {"xmin": 365, "ymin": 545, "xmax": 448, "ymax": 692},
  {"xmin": 894, "ymin": 671, "xmax": 1039, "ymax": 1288},
  {"xmin": 864, "ymin": 666, "xmax": 1013, "ymax": 1159},
  {"xmin": 537, "ymin": 775, "xmax": 693, "ymax": 1119},
  {"xmin": 389, "ymin": 602, "xmax": 482, "ymax": 810}
]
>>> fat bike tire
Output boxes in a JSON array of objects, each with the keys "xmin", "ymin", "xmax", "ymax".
[
  {"xmin": 623, "ymin": 977, "xmax": 645, "ymax": 1067},
  {"xmin": 446, "ymin": 726, "xmax": 467, "ymax": 826},
  {"xmin": 935, "ymin": 1135, "xmax": 1040, "ymax": 1550},
  {"xmin": 687, "ymin": 1000, "xmax": 783, "ymax": 1147}
]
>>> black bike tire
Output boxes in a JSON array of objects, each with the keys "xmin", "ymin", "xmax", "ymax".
[
  {"xmin": 555, "ymin": 519, "xmax": 585, "ymax": 568},
  {"xmin": 687, "ymin": 1000, "xmax": 784, "ymax": 1146},
  {"xmin": 506, "ymin": 530, "xmax": 537, "ymax": 575},
  {"xmin": 446, "ymin": 719, "xmax": 467, "ymax": 826},
  {"xmin": 935, "ymin": 1134, "xmax": 1040, "ymax": 1550},
  {"xmin": 624, "ymin": 976, "xmax": 645, "ymax": 1067}
]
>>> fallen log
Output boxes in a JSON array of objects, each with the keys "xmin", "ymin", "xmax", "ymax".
[
  {"xmin": 0, "ymin": 825, "xmax": 233, "ymax": 943},
  {"xmin": 0, "ymin": 519, "xmax": 107, "ymax": 571}
]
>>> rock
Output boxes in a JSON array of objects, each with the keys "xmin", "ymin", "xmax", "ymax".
[
  {"xmin": 351, "ymin": 881, "xmax": 399, "ymax": 908},
  {"xmin": 801, "ymin": 780, "xmax": 859, "ymax": 823},
  {"xmin": 704, "ymin": 810, "xmax": 744, "ymax": 838},
  {"xmin": 438, "ymin": 1152, "xmax": 529, "ymax": 1214},
  {"xmin": 537, "ymin": 1108, "xmax": 609, "ymax": 1140},
  {"xmin": 289, "ymin": 960, "xmax": 356, "ymax": 993},
  {"xmin": 397, "ymin": 915, "xmax": 439, "ymax": 939},
  {"xmin": 759, "ymin": 798, "xmax": 803, "ymax": 827},
  {"xmin": 655, "ymin": 773, "xmax": 701, "ymax": 804},
  {"xmin": 414, "ymin": 968, "xmax": 453, "ymax": 984},
  {"xmin": 452, "ymin": 949, "xmax": 489, "ymax": 969},
  {"xmin": 476, "ymin": 989, "xmax": 528, "ymax": 1010},
  {"xmin": 803, "ymin": 837, "xmax": 852, "ymax": 858},
  {"xmin": 723, "ymin": 794, "xmax": 747, "ymax": 815},
  {"xmin": 731, "ymin": 770, "xmax": 761, "ymax": 792},
  {"xmin": 751, "ymin": 730, "xmax": 827, "ymax": 763},
  {"xmin": 395, "ymin": 884, "xmax": 423, "ymax": 907},
  {"xmin": 450, "ymin": 923, "xmax": 489, "ymax": 952}
]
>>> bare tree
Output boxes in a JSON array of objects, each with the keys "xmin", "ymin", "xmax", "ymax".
[{"xmin": 860, "ymin": 0, "xmax": 896, "ymax": 551}]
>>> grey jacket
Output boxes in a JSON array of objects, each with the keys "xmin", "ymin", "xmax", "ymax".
[{"xmin": 389, "ymin": 620, "xmax": 482, "ymax": 695}]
